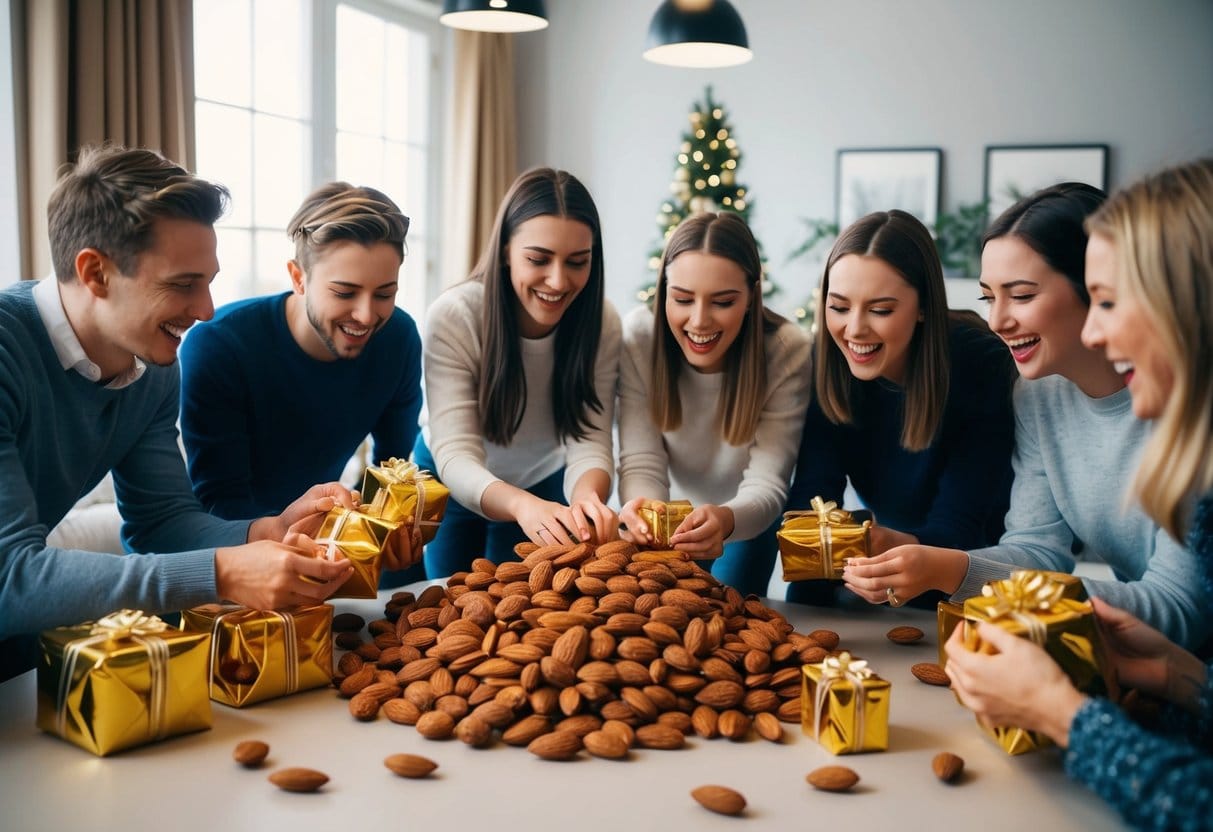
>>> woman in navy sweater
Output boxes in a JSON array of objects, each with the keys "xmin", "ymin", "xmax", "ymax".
[
  {"xmin": 784, "ymin": 210, "xmax": 1016, "ymax": 605},
  {"xmin": 946, "ymin": 159, "xmax": 1213, "ymax": 832}
]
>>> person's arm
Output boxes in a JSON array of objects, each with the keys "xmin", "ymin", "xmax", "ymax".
[
  {"xmin": 178, "ymin": 322, "xmax": 263, "ymax": 519},
  {"xmin": 369, "ymin": 311, "xmax": 423, "ymax": 465}
]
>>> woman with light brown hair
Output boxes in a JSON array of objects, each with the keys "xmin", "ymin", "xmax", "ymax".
[{"xmin": 617, "ymin": 212, "xmax": 810, "ymax": 596}]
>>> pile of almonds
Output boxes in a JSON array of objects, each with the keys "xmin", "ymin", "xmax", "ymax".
[{"xmin": 331, "ymin": 540, "xmax": 844, "ymax": 760}]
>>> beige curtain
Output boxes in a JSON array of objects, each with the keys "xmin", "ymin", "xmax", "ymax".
[
  {"xmin": 18, "ymin": 0, "xmax": 195, "ymax": 281},
  {"xmin": 441, "ymin": 30, "xmax": 518, "ymax": 288}
]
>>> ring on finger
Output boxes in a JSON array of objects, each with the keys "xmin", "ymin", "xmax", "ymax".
[{"xmin": 886, "ymin": 586, "xmax": 904, "ymax": 607}]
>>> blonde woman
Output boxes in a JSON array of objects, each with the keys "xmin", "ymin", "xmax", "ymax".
[
  {"xmin": 946, "ymin": 158, "xmax": 1213, "ymax": 832},
  {"xmin": 617, "ymin": 212, "xmax": 810, "ymax": 596}
]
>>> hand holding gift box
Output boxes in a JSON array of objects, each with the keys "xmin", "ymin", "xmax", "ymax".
[
  {"xmin": 801, "ymin": 651, "xmax": 890, "ymax": 754},
  {"xmin": 778, "ymin": 496, "xmax": 873, "ymax": 581},
  {"xmin": 37, "ymin": 610, "xmax": 212, "ymax": 756},
  {"xmin": 361, "ymin": 457, "xmax": 449, "ymax": 544},
  {"xmin": 634, "ymin": 499, "xmax": 694, "ymax": 549}
]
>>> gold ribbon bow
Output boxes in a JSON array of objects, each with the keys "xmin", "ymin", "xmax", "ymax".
[
  {"xmin": 813, "ymin": 651, "xmax": 873, "ymax": 743},
  {"xmin": 365, "ymin": 457, "xmax": 438, "ymax": 534},
  {"xmin": 58, "ymin": 610, "xmax": 171, "ymax": 739},
  {"xmin": 980, "ymin": 571, "xmax": 1068, "ymax": 646},
  {"xmin": 812, "ymin": 496, "xmax": 851, "ymax": 578}
]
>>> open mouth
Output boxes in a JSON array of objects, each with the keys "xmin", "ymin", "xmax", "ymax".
[
  {"xmin": 846, "ymin": 340, "xmax": 882, "ymax": 362},
  {"xmin": 684, "ymin": 330, "xmax": 722, "ymax": 354},
  {"xmin": 338, "ymin": 323, "xmax": 371, "ymax": 339},
  {"xmin": 533, "ymin": 289, "xmax": 567, "ymax": 308},
  {"xmin": 1004, "ymin": 335, "xmax": 1041, "ymax": 362},
  {"xmin": 1113, "ymin": 360, "xmax": 1134, "ymax": 384},
  {"xmin": 160, "ymin": 322, "xmax": 189, "ymax": 343}
]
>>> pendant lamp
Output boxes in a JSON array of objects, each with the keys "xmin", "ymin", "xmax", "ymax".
[
  {"xmin": 644, "ymin": 0, "xmax": 752, "ymax": 68},
  {"xmin": 440, "ymin": 0, "xmax": 549, "ymax": 33}
]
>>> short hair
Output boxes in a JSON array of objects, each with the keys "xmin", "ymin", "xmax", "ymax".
[
  {"xmin": 650, "ymin": 212, "xmax": 784, "ymax": 446},
  {"xmin": 1086, "ymin": 159, "xmax": 1213, "ymax": 539},
  {"xmin": 474, "ymin": 167, "xmax": 606, "ymax": 446},
  {"xmin": 287, "ymin": 182, "xmax": 410, "ymax": 272},
  {"xmin": 982, "ymin": 182, "xmax": 1106, "ymax": 305},
  {"xmin": 816, "ymin": 210, "xmax": 950, "ymax": 451},
  {"xmin": 47, "ymin": 144, "xmax": 229, "ymax": 282}
]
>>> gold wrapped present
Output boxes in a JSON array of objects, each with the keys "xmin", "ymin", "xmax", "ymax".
[
  {"xmin": 180, "ymin": 604, "xmax": 333, "ymax": 707},
  {"xmin": 778, "ymin": 496, "xmax": 873, "ymax": 581},
  {"xmin": 635, "ymin": 499, "xmax": 694, "ymax": 548},
  {"xmin": 361, "ymin": 457, "xmax": 449, "ymax": 544},
  {"xmin": 36, "ymin": 610, "xmax": 212, "ymax": 756},
  {"xmin": 962, "ymin": 570, "xmax": 1111, "ymax": 755},
  {"xmin": 801, "ymin": 652, "xmax": 890, "ymax": 755},
  {"xmin": 315, "ymin": 506, "xmax": 398, "ymax": 598}
]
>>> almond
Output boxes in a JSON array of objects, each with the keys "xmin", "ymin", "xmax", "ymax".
[
  {"xmin": 496, "ymin": 643, "xmax": 546, "ymax": 664},
  {"xmin": 601, "ymin": 719, "xmax": 635, "ymax": 748},
  {"xmin": 552, "ymin": 566, "xmax": 580, "ymax": 593},
  {"xmin": 382, "ymin": 698, "xmax": 422, "ymax": 725},
  {"xmin": 576, "ymin": 661, "xmax": 620, "ymax": 686},
  {"xmin": 455, "ymin": 714, "xmax": 493, "ymax": 747},
  {"xmin": 620, "ymin": 687, "xmax": 659, "ymax": 722},
  {"xmin": 808, "ymin": 629, "xmax": 841, "ymax": 651},
  {"xmin": 233, "ymin": 739, "xmax": 269, "ymax": 767},
  {"xmin": 268, "ymin": 767, "xmax": 329, "ymax": 793},
  {"xmin": 384, "ymin": 753, "xmax": 438, "ymax": 779},
  {"xmin": 776, "ymin": 698, "xmax": 802, "ymax": 723},
  {"xmin": 635, "ymin": 723, "xmax": 685, "ymax": 750},
  {"xmin": 552, "ymin": 542, "xmax": 591, "ymax": 567},
  {"xmin": 807, "ymin": 765, "xmax": 859, "ymax": 792},
  {"xmin": 911, "ymin": 662, "xmax": 951, "ymax": 687},
  {"xmin": 540, "ymin": 656, "xmax": 577, "ymax": 688},
  {"xmin": 471, "ymin": 701, "xmax": 514, "ymax": 728},
  {"xmin": 583, "ymin": 729, "xmax": 629, "ymax": 759},
  {"xmin": 691, "ymin": 785, "xmax": 746, "ymax": 816},
  {"xmin": 348, "ymin": 692, "xmax": 380, "ymax": 720},
  {"xmin": 527, "ymin": 731, "xmax": 583, "ymax": 760},
  {"xmin": 753, "ymin": 712, "xmax": 783, "ymax": 743},
  {"xmin": 695, "ymin": 680, "xmax": 745, "ymax": 709},
  {"xmin": 691, "ymin": 705, "xmax": 719, "ymax": 738},
  {"xmin": 657, "ymin": 710, "xmax": 693, "ymax": 734},
  {"xmin": 594, "ymin": 540, "xmax": 639, "ymax": 557},
  {"xmin": 559, "ymin": 686, "xmax": 583, "ymax": 716},
  {"xmin": 338, "ymin": 665, "xmax": 375, "ymax": 698},
  {"xmin": 588, "ymin": 627, "xmax": 617, "ymax": 660},
  {"xmin": 551, "ymin": 625, "xmax": 590, "ymax": 667},
  {"xmin": 415, "ymin": 710, "xmax": 456, "ymax": 739},
  {"xmin": 718, "ymin": 709, "xmax": 751, "ymax": 740},
  {"xmin": 332, "ymin": 612, "xmax": 365, "ymax": 632},
  {"xmin": 537, "ymin": 611, "xmax": 600, "ymax": 631},
  {"xmin": 932, "ymin": 751, "xmax": 965, "ymax": 783},
  {"xmin": 602, "ymin": 612, "xmax": 648, "ymax": 635},
  {"xmin": 502, "ymin": 714, "xmax": 553, "ymax": 746},
  {"xmin": 433, "ymin": 695, "xmax": 469, "ymax": 720},
  {"xmin": 555, "ymin": 713, "xmax": 603, "ymax": 736},
  {"xmin": 887, "ymin": 625, "xmax": 925, "ymax": 645}
]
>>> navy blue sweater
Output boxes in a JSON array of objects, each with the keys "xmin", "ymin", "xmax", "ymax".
[{"xmin": 179, "ymin": 292, "xmax": 423, "ymax": 519}]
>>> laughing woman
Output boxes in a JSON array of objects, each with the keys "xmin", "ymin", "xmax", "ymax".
[
  {"xmin": 617, "ymin": 212, "xmax": 811, "ymax": 596},
  {"xmin": 842, "ymin": 185, "xmax": 1210, "ymax": 648},
  {"xmin": 946, "ymin": 159, "xmax": 1213, "ymax": 832},
  {"xmin": 785, "ymin": 210, "xmax": 1016, "ymax": 606},
  {"xmin": 414, "ymin": 168, "xmax": 620, "ymax": 576}
]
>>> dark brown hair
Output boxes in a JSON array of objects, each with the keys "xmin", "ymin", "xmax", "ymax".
[{"xmin": 287, "ymin": 182, "xmax": 409, "ymax": 272}]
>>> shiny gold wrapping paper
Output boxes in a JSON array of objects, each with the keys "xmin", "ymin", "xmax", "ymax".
[
  {"xmin": 962, "ymin": 570, "xmax": 1110, "ymax": 755},
  {"xmin": 316, "ymin": 507, "xmax": 397, "ymax": 598},
  {"xmin": 361, "ymin": 457, "xmax": 449, "ymax": 544},
  {"xmin": 778, "ymin": 497, "xmax": 872, "ymax": 581},
  {"xmin": 636, "ymin": 499, "xmax": 693, "ymax": 548},
  {"xmin": 180, "ymin": 604, "xmax": 333, "ymax": 707},
  {"xmin": 801, "ymin": 653, "xmax": 890, "ymax": 755},
  {"xmin": 36, "ymin": 611, "xmax": 212, "ymax": 756}
]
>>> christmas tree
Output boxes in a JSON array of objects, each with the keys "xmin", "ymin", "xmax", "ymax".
[{"xmin": 639, "ymin": 86, "xmax": 775, "ymax": 305}]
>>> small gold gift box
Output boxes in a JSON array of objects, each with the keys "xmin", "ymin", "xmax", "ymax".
[
  {"xmin": 801, "ymin": 652, "xmax": 890, "ymax": 755},
  {"xmin": 362, "ymin": 457, "xmax": 449, "ymax": 544},
  {"xmin": 962, "ymin": 570, "xmax": 1110, "ymax": 755},
  {"xmin": 181, "ymin": 604, "xmax": 333, "ymax": 707},
  {"xmin": 778, "ymin": 496, "xmax": 873, "ymax": 581},
  {"xmin": 635, "ymin": 499, "xmax": 693, "ymax": 548},
  {"xmin": 315, "ymin": 507, "xmax": 398, "ymax": 598},
  {"xmin": 36, "ymin": 610, "xmax": 213, "ymax": 756}
]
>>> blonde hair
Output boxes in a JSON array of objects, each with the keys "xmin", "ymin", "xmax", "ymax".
[
  {"xmin": 1086, "ymin": 158, "xmax": 1213, "ymax": 539},
  {"xmin": 650, "ymin": 212, "xmax": 784, "ymax": 446}
]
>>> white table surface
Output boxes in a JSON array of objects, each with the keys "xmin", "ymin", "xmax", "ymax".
[{"xmin": 0, "ymin": 589, "xmax": 1125, "ymax": 832}]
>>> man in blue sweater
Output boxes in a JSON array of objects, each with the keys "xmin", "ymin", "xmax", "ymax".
[
  {"xmin": 177, "ymin": 183, "xmax": 424, "ymax": 584},
  {"xmin": 0, "ymin": 146, "xmax": 355, "ymax": 680}
]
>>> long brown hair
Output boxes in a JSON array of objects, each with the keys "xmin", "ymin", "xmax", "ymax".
[
  {"xmin": 475, "ymin": 168, "xmax": 606, "ymax": 446},
  {"xmin": 650, "ymin": 212, "xmax": 784, "ymax": 445}
]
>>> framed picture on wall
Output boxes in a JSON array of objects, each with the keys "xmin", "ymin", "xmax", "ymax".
[
  {"xmin": 836, "ymin": 147, "xmax": 942, "ymax": 230},
  {"xmin": 984, "ymin": 144, "xmax": 1110, "ymax": 220}
]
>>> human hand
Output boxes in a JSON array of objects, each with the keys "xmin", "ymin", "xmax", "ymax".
[
  {"xmin": 668, "ymin": 504, "xmax": 734, "ymax": 559},
  {"xmin": 1091, "ymin": 597, "xmax": 1206, "ymax": 710},
  {"xmin": 379, "ymin": 520, "xmax": 424, "ymax": 572},
  {"xmin": 868, "ymin": 524, "xmax": 919, "ymax": 555},
  {"xmin": 513, "ymin": 495, "xmax": 581, "ymax": 546},
  {"xmin": 619, "ymin": 497, "xmax": 653, "ymax": 546},
  {"xmin": 944, "ymin": 622, "xmax": 1086, "ymax": 747},
  {"xmin": 214, "ymin": 538, "xmax": 353, "ymax": 610},
  {"xmin": 249, "ymin": 482, "xmax": 357, "ymax": 542},
  {"xmin": 567, "ymin": 491, "xmax": 620, "ymax": 544},
  {"xmin": 841, "ymin": 544, "xmax": 969, "ymax": 604}
]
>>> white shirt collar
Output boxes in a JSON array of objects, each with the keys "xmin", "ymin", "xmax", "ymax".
[{"xmin": 32, "ymin": 276, "xmax": 147, "ymax": 389}]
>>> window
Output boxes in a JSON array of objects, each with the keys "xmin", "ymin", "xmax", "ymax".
[{"xmin": 193, "ymin": 0, "xmax": 441, "ymax": 319}]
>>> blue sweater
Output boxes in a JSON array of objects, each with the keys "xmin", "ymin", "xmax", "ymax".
[
  {"xmin": 0, "ymin": 282, "xmax": 248, "ymax": 658},
  {"xmin": 179, "ymin": 292, "xmax": 423, "ymax": 519},
  {"xmin": 1064, "ymin": 494, "xmax": 1213, "ymax": 832},
  {"xmin": 786, "ymin": 318, "xmax": 1016, "ymax": 549}
]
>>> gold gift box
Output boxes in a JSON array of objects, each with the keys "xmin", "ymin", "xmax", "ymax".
[
  {"xmin": 181, "ymin": 604, "xmax": 333, "ymax": 707},
  {"xmin": 778, "ymin": 496, "xmax": 873, "ymax": 581},
  {"xmin": 636, "ymin": 499, "xmax": 693, "ymax": 548},
  {"xmin": 316, "ymin": 507, "xmax": 398, "ymax": 598},
  {"xmin": 801, "ymin": 652, "xmax": 890, "ymax": 755},
  {"xmin": 36, "ymin": 611, "xmax": 212, "ymax": 756},
  {"xmin": 962, "ymin": 570, "xmax": 1110, "ymax": 755},
  {"xmin": 362, "ymin": 457, "xmax": 449, "ymax": 544}
]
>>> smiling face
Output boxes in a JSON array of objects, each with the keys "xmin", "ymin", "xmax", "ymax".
[
  {"xmin": 824, "ymin": 254, "xmax": 921, "ymax": 385},
  {"xmin": 1081, "ymin": 233, "xmax": 1174, "ymax": 419},
  {"xmin": 979, "ymin": 235, "xmax": 1093, "ymax": 381},
  {"xmin": 505, "ymin": 215, "xmax": 594, "ymax": 339},
  {"xmin": 288, "ymin": 240, "xmax": 401, "ymax": 361},
  {"xmin": 663, "ymin": 250, "xmax": 751, "ymax": 374}
]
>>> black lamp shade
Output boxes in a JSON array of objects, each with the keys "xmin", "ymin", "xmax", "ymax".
[
  {"xmin": 644, "ymin": 0, "xmax": 752, "ymax": 68},
  {"xmin": 440, "ymin": 0, "xmax": 549, "ymax": 33}
]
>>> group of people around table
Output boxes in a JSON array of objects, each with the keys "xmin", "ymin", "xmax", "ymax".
[{"xmin": 0, "ymin": 143, "xmax": 1209, "ymax": 830}]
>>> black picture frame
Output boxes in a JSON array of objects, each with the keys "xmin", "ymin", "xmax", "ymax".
[
  {"xmin": 984, "ymin": 143, "xmax": 1110, "ymax": 220},
  {"xmin": 835, "ymin": 147, "xmax": 943, "ymax": 230}
]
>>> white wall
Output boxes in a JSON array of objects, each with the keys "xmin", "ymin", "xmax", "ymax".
[{"xmin": 514, "ymin": 0, "xmax": 1213, "ymax": 317}]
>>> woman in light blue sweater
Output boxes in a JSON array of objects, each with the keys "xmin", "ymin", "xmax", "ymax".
[{"xmin": 946, "ymin": 158, "xmax": 1213, "ymax": 832}]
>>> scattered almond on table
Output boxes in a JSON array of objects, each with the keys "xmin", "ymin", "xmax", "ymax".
[
  {"xmin": 807, "ymin": 765, "xmax": 860, "ymax": 792},
  {"xmin": 691, "ymin": 784, "xmax": 747, "ymax": 816},
  {"xmin": 911, "ymin": 662, "xmax": 951, "ymax": 686},
  {"xmin": 232, "ymin": 739, "xmax": 269, "ymax": 768},
  {"xmin": 268, "ymin": 767, "xmax": 329, "ymax": 793},
  {"xmin": 384, "ymin": 753, "xmax": 438, "ymax": 779},
  {"xmin": 886, "ymin": 625, "xmax": 925, "ymax": 644},
  {"xmin": 932, "ymin": 751, "xmax": 965, "ymax": 783}
]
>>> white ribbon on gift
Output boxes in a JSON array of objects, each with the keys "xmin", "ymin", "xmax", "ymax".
[{"xmin": 812, "ymin": 652, "xmax": 873, "ymax": 748}]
